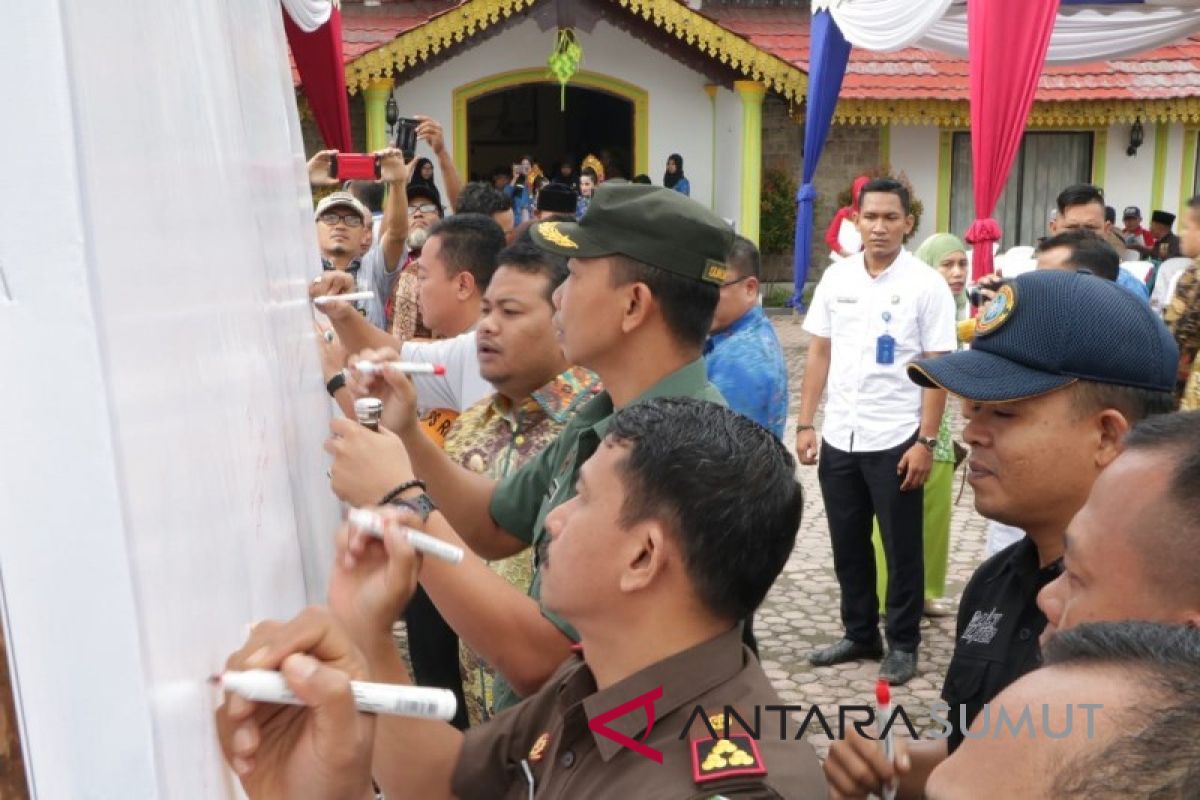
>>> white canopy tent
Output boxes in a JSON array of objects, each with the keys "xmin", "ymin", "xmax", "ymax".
[{"xmin": 816, "ymin": 0, "xmax": 1200, "ymax": 63}]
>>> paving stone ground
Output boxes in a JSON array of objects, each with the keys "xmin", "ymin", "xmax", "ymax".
[{"xmin": 758, "ymin": 313, "xmax": 986, "ymax": 758}]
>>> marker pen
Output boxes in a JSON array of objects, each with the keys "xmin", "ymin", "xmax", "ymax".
[
  {"xmin": 312, "ymin": 290, "xmax": 375, "ymax": 306},
  {"xmin": 876, "ymin": 678, "xmax": 896, "ymax": 800},
  {"xmin": 353, "ymin": 360, "xmax": 446, "ymax": 376},
  {"xmin": 353, "ymin": 398, "xmax": 383, "ymax": 432},
  {"xmin": 348, "ymin": 508, "xmax": 464, "ymax": 564},
  {"xmin": 213, "ymin": 669, "xmax": 457, "ymax": 720}
]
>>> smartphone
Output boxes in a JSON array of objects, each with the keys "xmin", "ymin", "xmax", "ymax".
[
  {"xmin": 396, "ymin": 117, "xmax": 420, "ymax": 161},
  {"xmin": 329, "ymin": 153, "xmax": 380, "ymax": 181}
]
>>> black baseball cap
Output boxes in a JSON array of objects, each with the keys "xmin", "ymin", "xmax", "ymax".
[
  {"xmin": 407, "ymin": 182, "xmax": 442, "ymax": 204},
  {"xmin": 529, "ymin": 183, "xmax": 735, "ymax": 284},
  {"xmin": 1122, "ymin": 206, "xmax": 1141, "ymax": 219},
  {"xmin": 908, "ymin": 270, "xmax": 1178, "ymax": 402}
]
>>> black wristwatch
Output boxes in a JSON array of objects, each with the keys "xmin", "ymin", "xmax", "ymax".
[
  {"xmin": 917, "ymin": 435, "xmax": 937, "ymax": 451},
  {"xmin": 325, "ymin": 371, "xmax": 347, "ymax": 397},
  {"xmin": 391, "ymin": 492, "xmax": 438, "ymax": 524}
]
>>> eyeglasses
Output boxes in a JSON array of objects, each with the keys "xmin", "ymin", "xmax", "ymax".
[
  {"xmin": 318, "ymin": 212, "xmax": 365, "ymax": 228},
  {"xmin": 720, "ymin": 275, "xmax": 752, "ymax": 288},
  {"xmin": 408, "ymin": 203, "xmax": 439, "ymax": 216}
]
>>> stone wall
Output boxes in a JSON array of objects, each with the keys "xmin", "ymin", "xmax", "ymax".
[{"xmin": 760, "ymin": 93, "xmax": 882, "ymax": 288}]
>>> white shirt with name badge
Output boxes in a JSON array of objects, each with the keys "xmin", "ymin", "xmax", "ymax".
[{"xmin": 803, "ymin": 249, "xmax": 957, "ymax": 453}]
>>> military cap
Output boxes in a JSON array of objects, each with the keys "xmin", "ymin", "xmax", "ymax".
[{"xmin": 529, "ymin": 183, "xmax": 735, "ymax": 285}]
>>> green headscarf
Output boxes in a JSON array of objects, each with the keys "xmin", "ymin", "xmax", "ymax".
[{"xmin": 915, "ymin": 233, "xmax": 969, "ymax": 318}]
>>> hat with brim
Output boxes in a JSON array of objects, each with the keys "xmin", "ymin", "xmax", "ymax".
[
  {"xmin": 314, "ymin": 191, "xmax": 371, "ymax": 224},
  {"xmin": 908, "ymin": 349, "xmax": 1075, "ymax": 403}
]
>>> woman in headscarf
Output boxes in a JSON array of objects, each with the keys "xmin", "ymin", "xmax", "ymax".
[
  {"xmin": 663, "ymin": 153, "xmax": 689, "ymax": 196},
  {"xmin": 824, "ymin": 175, "xmax": 871, "ymax": 261},
  {"xmin": 872, "ymin": 232, "xmax": 969, "ymax": 618},
  {"xmin": 409, "ymin": 157, "xmax": 437, "ymax": 193}
]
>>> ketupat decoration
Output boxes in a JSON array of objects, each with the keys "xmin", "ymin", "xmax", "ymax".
[{"xmin": 547, "ymin": 28, "xmax": 582, "ymax": 111}]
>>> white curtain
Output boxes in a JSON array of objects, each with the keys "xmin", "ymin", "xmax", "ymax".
[
  {"xmin": 919, "ymin": 4, "xmax": 1200, "ymax": 64},
  {"xmin": 282, "ymin": 0, "xmax": 332, "ymax": 33},
  {"xmin": 813, "ymin": 0, "xmax": 953, "ymax": 52},
  {"xmin": 822, "ymin": 0, "xmax": 1200, "ymax": 63}
]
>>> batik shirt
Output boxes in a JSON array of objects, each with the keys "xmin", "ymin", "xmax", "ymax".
[
  {"xmin": 703, "ymin": 305, "xmax": 789, "ymax": 439},
  {"xmin": 1165, "ymin": 261, "xmax": 1200, "ymax": 365},
  {"xmin": 446, "ymin": 366, "xmax": 601, "ymax": 726},
  {"xmin": 389, "ymin": 254, "xmax": 433, "ymax": 341}
]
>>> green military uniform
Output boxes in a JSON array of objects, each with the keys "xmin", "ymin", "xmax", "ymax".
[
  {"xmin": 485, "ymin": 183, "xmax": 735, "ymax": 711},
  {"xmin": 449, "ymin": 626, "xmax": 827, "ymax": 799}
]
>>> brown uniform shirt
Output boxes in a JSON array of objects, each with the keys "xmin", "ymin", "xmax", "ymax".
[{"xmin": 450, "ymin": 627, "xmax": 827, "ymax": 799}]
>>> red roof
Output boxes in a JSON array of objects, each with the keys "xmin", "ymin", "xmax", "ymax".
[
  {"xmin": 291, "ymin": 1, "xmax": 458, "ymax": 84},
  {"xmin": 299, "ymin": 1, "xmax": 1200, "ymax": 102},
  {"xmin": 703, "ymin": 4, "xmax": 1200, "ymax": 102}
]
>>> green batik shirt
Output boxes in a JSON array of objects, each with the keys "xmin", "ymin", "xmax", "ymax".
[{"xmin": 487, "ymin": 359, "xmax": 725, "ymax": 711}]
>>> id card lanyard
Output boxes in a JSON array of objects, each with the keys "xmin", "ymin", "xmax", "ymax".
[{"xmin": 876, "ymin": 310, "xmax": 896, "ymax": 365}]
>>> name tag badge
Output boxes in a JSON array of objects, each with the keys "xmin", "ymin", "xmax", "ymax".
[{"xmin": 876, "ymin": 333, "xmax": 896, "ymax": 365}]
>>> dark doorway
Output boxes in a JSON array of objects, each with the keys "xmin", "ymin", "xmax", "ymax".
[{"xmin": 467, "ymin": 83, "xmax": 634, "ymax": 182}]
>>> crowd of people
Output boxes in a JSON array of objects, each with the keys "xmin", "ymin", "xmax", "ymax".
[{"xmin": 212, "ymin": 116, "xmax": 1200, "ymax": 798}]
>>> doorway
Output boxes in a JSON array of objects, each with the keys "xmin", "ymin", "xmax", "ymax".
[{"xmin": 454, "ymin": 70, "xmax": 648, "ymax": 184}]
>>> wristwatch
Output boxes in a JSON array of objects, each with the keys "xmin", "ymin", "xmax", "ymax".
[
  {"xmin": 392, "ymin": 492, "xmax": 438, "ymax": 524},
  {"xmin": 917, "ymin": 435, "xmax": 937, "ymax": 451}
]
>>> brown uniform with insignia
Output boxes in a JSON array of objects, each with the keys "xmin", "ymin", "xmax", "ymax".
[{"xmin": 449, "ymin": 627, "xmax": 826, "ymax": 799}]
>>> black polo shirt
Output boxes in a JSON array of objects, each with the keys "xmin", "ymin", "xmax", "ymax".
[{"xmin": 940, "ymin": 536, "xmax": 1063, "ymax": 752}]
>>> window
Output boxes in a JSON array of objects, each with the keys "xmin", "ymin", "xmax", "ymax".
[{"xmin": 950, "ymin": 132, "xmax": 1094, "ymax": 249}]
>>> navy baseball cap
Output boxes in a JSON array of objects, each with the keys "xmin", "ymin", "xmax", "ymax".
[{"xmin": 908, "ymin": 270, "xmax": 1178, "ymax": 402}]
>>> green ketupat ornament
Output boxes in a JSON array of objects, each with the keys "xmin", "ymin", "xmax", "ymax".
[{"xmin": 547, "ymin": 28, "xmax": 582, "ymax": 111}]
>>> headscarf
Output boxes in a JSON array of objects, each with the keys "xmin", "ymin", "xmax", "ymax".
[
  {"xmin": 850, "ymin": 175, "xmax": 871, "ymax": 213},
  {"xmin": 663, "ymin": 153, "xmax": 684, "ymax": 189},
  {"xmin": 915, "ymin": 233, "xmax": 969, "ymax": 318},
  {"xmin": 410, "ymin": 158, "xmax": 436, "ymax": 192}
]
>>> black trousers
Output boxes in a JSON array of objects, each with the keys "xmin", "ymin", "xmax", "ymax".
[
  {"xmin": 404, "ymin": 587, "xmax": 469, "ymax": 729},
  {"xmin": 818, "ymin": 434, "xmax": 924, "ymax": 652}
]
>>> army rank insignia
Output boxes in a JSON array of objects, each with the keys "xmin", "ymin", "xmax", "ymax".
[
  {"xmin": 691, "ymin": 734, "xmax": 767, "ymax": 784},
  {"xmin": 528, "ymin": 732, "xmax": 551, "ymax": 763}
]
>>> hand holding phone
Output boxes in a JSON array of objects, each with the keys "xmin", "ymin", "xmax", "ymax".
[{"xmin": 328, "ymin": 153, "xmax": 380, "ymax": 181}]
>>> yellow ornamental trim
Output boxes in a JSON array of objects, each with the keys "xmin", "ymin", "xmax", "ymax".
[
  {"xmin": 832, "ymin": 98, "xmax": 1200, "ymax": 128},
  {"xmin": 344, "ymin": 0, "xmax": 538, "ymax": 95},
  {"xmin": 614, "ymin": 0, "xmax": 807, "ymax": 101}
]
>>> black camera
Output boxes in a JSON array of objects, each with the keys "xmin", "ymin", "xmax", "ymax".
[
  {"xmin": 968, "ymin": 277, "xmax": 1005, "ymax": 308},
  {"xmin": 394, "ymin": 117, "xmax": 420, "ymax": 161}
]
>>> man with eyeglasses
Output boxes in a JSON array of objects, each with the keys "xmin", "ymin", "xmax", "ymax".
[
  {"xmin": 310, "ymin": 147, "xmax": 410, "ymax": 329},
  {"xmin": 704, "ymin": 234, "xmax": 788, "ymax": 440},
  {"xmin": 389, "ymin": 183, "xmax": 444, "ymax": 341}
]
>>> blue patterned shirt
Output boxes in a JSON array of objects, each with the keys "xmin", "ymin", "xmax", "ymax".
[{"xmin": 704, "ymin": 305, "xmax": 789, "ymax": 439}]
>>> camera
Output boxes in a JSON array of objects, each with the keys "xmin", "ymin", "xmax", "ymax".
[
  {"xmin": 968, "ymin": 277, "xmax": 1005, "ymax": 308},
  {"xmin": 394, "ymin": 117, "xmax": 420, "ymax": 161}
]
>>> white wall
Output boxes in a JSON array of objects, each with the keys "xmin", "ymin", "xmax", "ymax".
[
  {"xmin": 890, "ymin": 125, "xmax": 941, "ymax": 245},
  {"xmin": 391, "ymin": 14, "xmax": 744, "ymax": 212},
  {"xmin": 1105, "ymin": 121, "xmax": 1156, "ymax": 217}
]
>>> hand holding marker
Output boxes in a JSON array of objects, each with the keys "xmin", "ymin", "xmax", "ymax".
[
  {"xmin": 348, "ymin": 507, "xmax": 464, "ymax": 564},
  {"xmin": 212, "ymin": 669, "xmax": 457, "ymax": 720},
  {"xmin": 353, "ymin": 360, "xmax": 445, "ymax": 376}
]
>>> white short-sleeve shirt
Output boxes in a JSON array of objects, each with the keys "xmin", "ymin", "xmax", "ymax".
[
  {"xmin": 400, "ymin": 330, "xmax": 493, "ymax": 414},
  {"xmin": 803, "ymin": 249, "xmax": 957, "ymax": 452}
]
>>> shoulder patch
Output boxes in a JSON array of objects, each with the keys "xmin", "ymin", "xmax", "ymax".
[
  {"xmin": 691, "ymin": 734, "xmax": 767, "ymax": 785},
  {"xmin": 975, "ymin": 284, "xmax": 1016, "ymax": 337}
]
